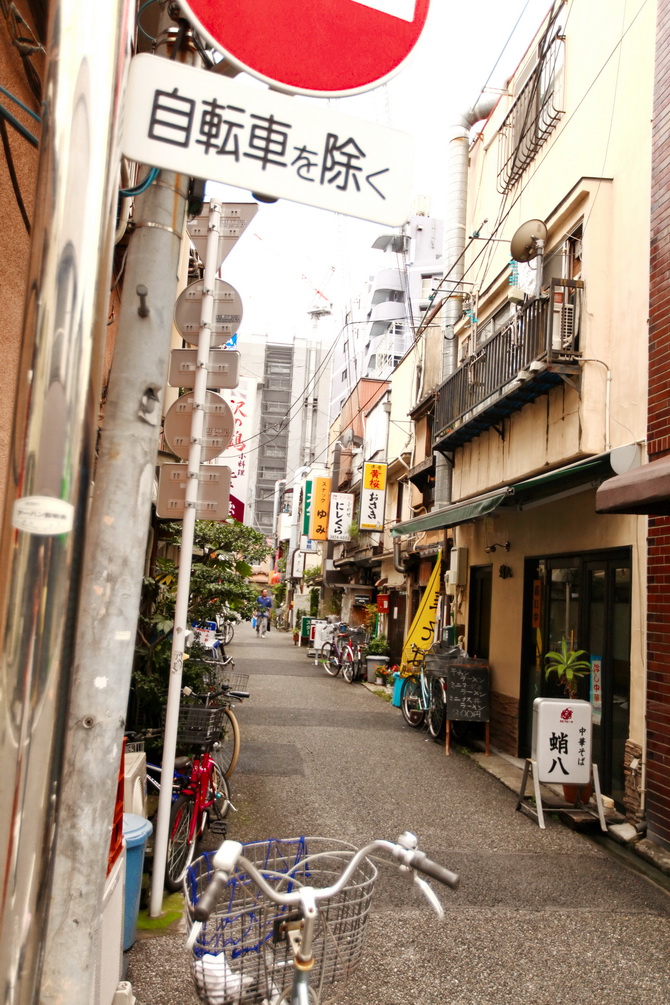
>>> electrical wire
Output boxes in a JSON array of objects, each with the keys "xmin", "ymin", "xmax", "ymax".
[
  {"xmin": 0, "ymin": 117, "xmax": 30, "ymax": 231},
  {"xmin": 0, "ymin": 99, "xmax": 38, "ymax": 146},
  {"xmin": 119, "ymin": 166, "xmax": 159, "ymax": 197}
]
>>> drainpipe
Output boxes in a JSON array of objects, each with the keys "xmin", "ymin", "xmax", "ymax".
[{"xmin": 434, "ymin": 95, "xmax": 497, "ymax": 507}]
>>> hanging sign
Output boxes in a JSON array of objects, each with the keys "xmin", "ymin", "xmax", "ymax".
[
  {"xmin": 359, "ymin": 461, "xmax": 387, "ymax": 531},
  {"xmin": 216, "ymin": 377, "xmax": 256, "ymax": 521},
  {"xmin": 532, "ymin": 698, "xmax": 593, "ymax": 785},
  {"xmin": 300, "ymin": 535, "xmax": 319, "ymax": 554},
  {"xmin": 302, "ymin": 481, "xmax": 313, "ymax": 536},
  {"xmin": 327, "ymin": 492, "xmax": 354, "ymax": 541},
  {"xmin": 309, "ymin": 476, "xmax": 332, "ymax": 540},
  {"xmin": 590, "ymin": 657, "xmax": 602, "ymax": 725}
]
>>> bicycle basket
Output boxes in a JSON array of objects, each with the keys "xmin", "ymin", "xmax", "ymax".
[
  {"xmin": 202, "ymin": 663, "xmax": 250, "ymax": 694},
  {"xmin": 348, "ymin": 628, "xmax": 368, "ymax": 645},
  {"xmin": 185, "ymin": 837, "xmax": 378, "ymax": 1005},
  {"xmin": 174, "ymin": 706, "xmax": 226, "ymax": 746}
]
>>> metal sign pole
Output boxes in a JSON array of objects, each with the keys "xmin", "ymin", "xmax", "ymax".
[{"xmin": 150, "ymin": 198, "xmax": 223, "ymax": 917}]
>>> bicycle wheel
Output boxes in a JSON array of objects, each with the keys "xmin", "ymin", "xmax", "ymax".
[
  {"xmin": 427, "ymin": 676, "xmax": 446, "ymax": 741},
  {"xmin": 212, "ymin": 707, "xmax": 240, "ymax": 779},
  {"xmin": 223, "ymin": 621, "xmax": 234, "ymax": 645},
  {"xmin": 342, "ymin": 650, "xmax": 355, "ymax": 683},
  {"xmin": 165, "ymin": 794, "xmax": 197, "ymax": 891},
  {"xmin": 401, "ymin": 677, "xmax": 425, "ymax": 728},
  {"xmin": 320, "ymin": 641, "xmax": 340, "ymax": 677},
  {"xmin": 208, "ymin": 760, "xmax": 231, "ymax": 821}
]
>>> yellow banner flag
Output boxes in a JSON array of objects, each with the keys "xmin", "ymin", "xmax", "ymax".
[{"xmin": 401, "ymin": 549, "xmax": 442, "ymax": 667}]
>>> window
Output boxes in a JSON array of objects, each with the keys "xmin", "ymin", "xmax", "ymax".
[{"xmin": 497, "ymin": 23, "xmax": 564, "ymax": 193}]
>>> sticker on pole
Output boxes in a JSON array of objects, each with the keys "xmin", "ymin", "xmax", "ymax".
[
  {"xmin": 12, "ymin": 496, "xmax": 75, "ymax": 535},
  {"xmin": 121, "ymin": 55, "xmax": 412, "ymax": 227}
]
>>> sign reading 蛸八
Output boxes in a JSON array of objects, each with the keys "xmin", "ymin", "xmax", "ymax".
[{"xmin": 532, "ymin": 698, "xmax": 592, "ymax": 786}]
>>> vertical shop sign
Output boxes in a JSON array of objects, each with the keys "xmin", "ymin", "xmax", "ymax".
[
  {"xmin": 590, "ymin": 657, "xmax": 602, "ymax": 725},
  {"xmin": 309, "ymin": 476, "xmax": 331, "ymax": 540},
  {"xmin": 327, "ymin": 492, "xmax": 354, "ymax": 541},
  {"xmin": 216, "ymin": 376, "xmax": 255, "ymax": 520},
  {"xmin": 359, "ymin": 461, "xmax": 387, "ymax": 531},
  {"xmin": 302, "ymin": 480, "xmax": 313, "ymax": 536}
]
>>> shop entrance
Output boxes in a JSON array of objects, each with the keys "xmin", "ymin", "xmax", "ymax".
[{"xmin": 520, "ymin": 549, "xmax": 631, "ymax": 808}]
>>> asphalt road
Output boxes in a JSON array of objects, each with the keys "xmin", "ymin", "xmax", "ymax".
[{"xmin": 128, "ymin": 622, "xmax": 670, "ymax": 1005}]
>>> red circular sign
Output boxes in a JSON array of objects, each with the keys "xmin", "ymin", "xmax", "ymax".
[{"xmin": 180, "ymin": 0, "xmax": 431, "ymax": 96}]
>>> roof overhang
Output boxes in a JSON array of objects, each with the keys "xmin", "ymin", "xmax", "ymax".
[
  {"xmin": 595, "ymin": 454, "xmax": 670, "ymax": 515},
  {"xmin": 392, "ymin": 448, "xmax": 640, "ymax": 537}
]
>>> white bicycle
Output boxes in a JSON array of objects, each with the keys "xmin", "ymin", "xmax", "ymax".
[{"xmin": 185, "ymin": 833, "xmax": 459, "ymax": 1005}]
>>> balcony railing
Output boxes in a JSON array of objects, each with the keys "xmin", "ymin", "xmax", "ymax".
[{"xmin": 433, "ymin": 279, "xmax": 583, "ymax": 452}]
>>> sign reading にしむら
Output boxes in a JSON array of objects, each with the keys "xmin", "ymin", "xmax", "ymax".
[{"xmin": 327, "ymin": 492, "xmax": 354, "ymax": 541}]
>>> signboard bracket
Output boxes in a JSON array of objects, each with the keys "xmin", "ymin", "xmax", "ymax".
[{"xmin": 514, "ymin": 759, "xmax": 607, "ymax": 832}]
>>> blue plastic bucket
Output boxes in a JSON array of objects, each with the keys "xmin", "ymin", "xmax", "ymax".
[
  {"xmin": 122, "ymin": 813, "xmax": 153, "ymax": 951},
  {"xmin": 392, "ymin": 672, "xmax": 403, "ymax": 707}
]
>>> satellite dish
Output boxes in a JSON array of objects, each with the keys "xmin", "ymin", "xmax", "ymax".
[{"xmin": 510, "ymin": 219, "xmax": 548, "ymax": 263}]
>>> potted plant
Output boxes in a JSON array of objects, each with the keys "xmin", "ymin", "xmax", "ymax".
[
  {"xmin": 544, "ymin": 640, "xmax": 593, "ymax": 803},
  {"xmin": 544, "ymin": 639, "xmax": 591, "ymax": 699},
  {"xmin": 365, "ymin": 634, "xmax": 391, "ymax": 683}
]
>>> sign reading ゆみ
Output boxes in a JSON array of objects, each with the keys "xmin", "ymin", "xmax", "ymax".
[
  {"xmin": 359, "ymin": 462, "xmax": 387, "ymax": 531},
  {"xmin": 309, "ymin": 477, "xmax": 332, "ymax": 540}
]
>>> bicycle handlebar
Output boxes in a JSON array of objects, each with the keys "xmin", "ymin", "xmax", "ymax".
[{"xmin": 192, "ymin": 834, "xmax": 458, "ymax": 923}]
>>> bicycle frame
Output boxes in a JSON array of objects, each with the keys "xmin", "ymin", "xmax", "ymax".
[{"xmin": 172, "ymin": 751, "xmax": 219, "ymax": 843}]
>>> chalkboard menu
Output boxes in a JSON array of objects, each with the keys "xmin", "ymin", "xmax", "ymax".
[{"xmin": 446, "ymin": 663, "xmax": 490, "ymax": 722}]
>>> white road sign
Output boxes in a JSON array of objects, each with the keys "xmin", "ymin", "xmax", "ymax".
[
  {"xmin": 163, "ymin": 391, "xmax": 234, "ymax": 462},
  {"xmin": 187, "ymin": 203, "xmax": 258, "ymax": 267},
  {"xmin": 121, "ymin": 54, "xmax": 412, "ymax": 227},
  {"xmin": 174, "ymin": 278, "xmax": 243, "ymax": 346}
]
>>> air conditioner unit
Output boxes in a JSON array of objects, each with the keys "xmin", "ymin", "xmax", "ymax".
[{"xmin": 552, "ymin": 301, "xmax": 574, "ymax": 351}]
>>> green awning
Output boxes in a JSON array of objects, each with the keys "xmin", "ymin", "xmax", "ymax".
[
  {"xmin": 391, "ymin": 453, "xmax": 621, "ymax": 537},
  {"xmin": 391, "ymin": 491, "xmax": 508, "ymax": 536}
]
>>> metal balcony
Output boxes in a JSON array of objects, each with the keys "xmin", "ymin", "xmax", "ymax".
[{"xmin": 433, "ymin": 279, "xmax": 583, "ymax": 453}]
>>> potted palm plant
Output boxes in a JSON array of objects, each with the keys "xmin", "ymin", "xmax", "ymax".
[{"xmin": 544, "ymin": 640, "xmax": 593, "ymax": 802}]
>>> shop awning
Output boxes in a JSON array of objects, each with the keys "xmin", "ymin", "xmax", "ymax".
[
  {"xmin": 391, "ymin": 490, "xmax": 509, "ymax": 536},
  {"xmin": 391, "ymin": 451, "xmax": 630, "ymax": 537},
  {"xmin": 595, "ymin": 455, "xmax": 670, "ymax": 515}
]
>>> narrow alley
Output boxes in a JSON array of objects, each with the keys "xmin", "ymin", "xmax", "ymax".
[{"xmin": 128, "ymin": 625, "xmax": 670, "ymax": 1005}]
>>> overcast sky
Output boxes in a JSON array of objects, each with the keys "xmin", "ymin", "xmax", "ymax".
[{"xmin": 209, "ymin": 0, "xmax": 553, "ymax": 343}]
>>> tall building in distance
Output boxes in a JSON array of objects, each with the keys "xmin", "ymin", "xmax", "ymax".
[
  {"xmin": 329, "ymin": 211, "xmax": 443, "ymax": 420},
  {"xmin": 231, "ymin": 332, "xmax": 333, "ymax": 536}
]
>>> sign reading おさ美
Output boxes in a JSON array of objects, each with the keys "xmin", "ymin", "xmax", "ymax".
[
  {"xmin": 359, "ymin": 462, "xmax": 387, "ymax": 531},
  {"xmin": 121, "ymin": 55, "xmax": 413, "ymax": 227}
]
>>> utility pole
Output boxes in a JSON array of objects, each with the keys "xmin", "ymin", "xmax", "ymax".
[
  {"xmin": 150, "ymin": 197, "xmax": 225, "ymax": 916},
  {"xmin": 39, "ymin": 9, "xmax": 197, "ymax": 1001}
]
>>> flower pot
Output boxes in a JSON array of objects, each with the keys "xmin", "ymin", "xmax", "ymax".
[
  {"xmin": 562, "ymin": 783, "xmax": 592, "ymax": 805},
  {"xmin": 366, "ymin": 655, "xmax": 389, "ymax": 683}
]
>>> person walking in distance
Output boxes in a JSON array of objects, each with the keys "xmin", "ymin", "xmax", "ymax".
[{"xmin": 256, "ymin": 588, "xmax": 272, "ymax": 637}]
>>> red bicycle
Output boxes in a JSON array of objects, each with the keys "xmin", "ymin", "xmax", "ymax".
[{"xmin": 165, "ymin": 704, "xmax": 232, "ymax": 891}]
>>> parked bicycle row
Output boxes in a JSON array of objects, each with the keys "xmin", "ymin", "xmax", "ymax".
[{"xmin": 126, "ymin": 651, "xmax": 249, "ymax": 892}]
